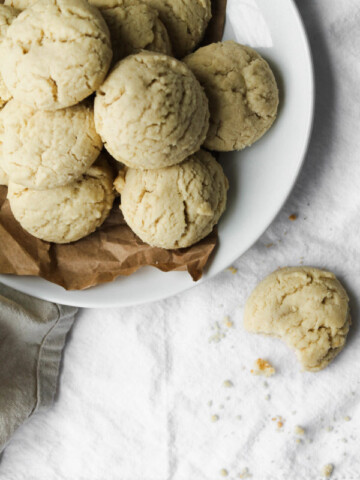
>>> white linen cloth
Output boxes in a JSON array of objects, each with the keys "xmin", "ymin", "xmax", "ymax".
[{"xmin": 1, "ymin": 0, "xmax": 360, "ymax": 478}]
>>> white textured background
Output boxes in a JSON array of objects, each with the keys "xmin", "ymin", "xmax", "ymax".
[{"xmin": 1, "ymin": 1, "xmax": 360, "ymax": 479}]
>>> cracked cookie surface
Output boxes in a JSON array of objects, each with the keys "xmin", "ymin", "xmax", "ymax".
[
  {"xmin": 7, "ymin": 156, "xmax": 115, "ymax": 244},
  {"xmin": 89, "ymin": 0, "xmax": 172, "ymax": 63},
  {"xmin": 4, "ymin": 0, "xmax": 37, "ymax": 8},
  {"xmin": 95, "ymin": 51, "xmax": 209, "ymax": 169},
  {"xmin": 184, "ymin": 41, "xmax": 279, "ymax": 151},
  {"xmin": 1, "ymin": 0, "xmax": 112, "ymax": 110},
  {"xmin": 244, "ymin": 267, "xmax": 351, "ymax": 372},
  {"xmin": 0, "ymin": 99, "xmax": 102, "ymax": 190},
  {"xmin": 114, "ymin": 149, "xmax": 228, "ymax": 249},
  {"xmin": 0, "ymin": 5, "xmax": 19, "ymax": 108},
  {"xmin": 142, "ymin": 0, "xmax": 211, "ymax": 58}
]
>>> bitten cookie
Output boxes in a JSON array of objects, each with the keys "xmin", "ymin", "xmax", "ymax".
[
  {"xmin": 7, "ymin": 157, "xmax": 115, "ymax": 244},
  {"xmin": 244, "ymin": 267, "xmax": 351, "ymax": 372},
  {"xmin": 0, "ymin": 100, "xmax": 102, "ymax": 190},
  {"xmin": 114, "ymin": 149, "xmax": 228, "ymax": 249},
  {"xmin": 95, "ymin": 51, "xmax": 209, "ymax": 169},
  {"xmin": 89, "ymin": 0, "xmax": 172, "ymax": 63},
  {"xmin": 184, "ymin": 41, "xmax": 279, "ymax": 151},
  {"xmin": 1, "ymin": 0, "xmax": 112, "ymax": 110},
  {"xmin": 142, "ymin": 0, "xmax": 211, "ymax": 58},
  {"xmin": 0, "ymin": 5, "xmax": 18, "ymax": 109}
]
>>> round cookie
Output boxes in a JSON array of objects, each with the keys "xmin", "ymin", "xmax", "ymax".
[
  {"xmin": 0, "ymin": 4, "xmax": 19, "ymax": 109},
  {"xmin": 1, "ymin": 0, "xmax": 112, "ymax": 110},
  {"xmin": 141, "ymin": 0, "xmax": 211, "ymax": 58},
  {"xmin": 244, "ymin": 267, "xmax": 351, "ymax": 372},
  {"xmin": 0, "ymin": 99, "xmax": 103, "ymax": 190},
  {"xmin": 89, "ymin": 0, "xmax": 172, "ymax": 63},
  {"xmin": 114, "ymin": 149, "xmax": 228, "ymax": 249},
  {"xmin": 7, "ymin": 157, "xmax": 115, "ymax": 244},
  {"xmin": 95, "ymin": 51, "xmax": 209, "ymax": 169},
  {"xmin": 184, "ymin": 41, "xmax": 279, "ymax": 151}
]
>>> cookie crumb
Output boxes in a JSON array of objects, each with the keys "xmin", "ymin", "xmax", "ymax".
[
  {"xmin": 223, "ymin": 380, "xmax": 234, "ymax": 388},
  {"xmin": 295, "ymin": 438, "xmax": 302, "ymax": 444},
  {"xmin": 265, "ymin": 243, "xmax": 274, "ymax": 248},
  {"xmin": 223, "ymin": 316, "xmax": 234, "ymax": 328},
  {"xmin": 289, "ymin": 214, "xmax": 297, "ymax": 221},
  {"xmin": 271, "ymin": 416, "xmax": 285, "ymax": 430},
  {"xmin": 238, "ymin": 467, "xmax": 252, "ymax": 478},
  {"xmin": 322, "ymin": 464, "xmax": 334, "ymax": 477},
  {"xmin": 220, "ymin": 468, "xmax": 229, "ymax": 477},
  {"xmin": 211, "ymin": 414, "xmax": 219, "ymax": 422},
  {"xmin": 294, "ymin": 426, "xmax": 305, "ymax": 436},
  {"xmin": 251, "ymin": 358, "xmax": 275, "ymax": 377},
  {"xmin": 209, "ymin": 322, "xmax": 226, "ymax": 343},
  {"xmin": 344, "ymin": 416, "xmax": 351, "ymax": 421},
  {"xmin": 228, "ymin": 267, "xmax": 237, "ymax": 274}
]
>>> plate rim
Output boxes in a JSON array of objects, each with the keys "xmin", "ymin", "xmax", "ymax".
[{"xmin": 0, "ymin": 0, "xmax": 315, "ymax": 308}]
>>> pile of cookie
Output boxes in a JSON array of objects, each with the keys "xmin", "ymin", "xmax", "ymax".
[{"xmin": 0, "ymin": 0, "xmax": 279, "ymax": 250}]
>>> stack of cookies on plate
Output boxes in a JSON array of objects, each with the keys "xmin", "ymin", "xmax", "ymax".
[{"xmin": 0, "ymin": 0, "xmax": 279, "ymax": 250}]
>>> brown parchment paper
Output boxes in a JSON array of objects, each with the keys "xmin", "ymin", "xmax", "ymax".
[{"xmin": 0, "ymin": 0, "xmax": 227, "ymax": 291}]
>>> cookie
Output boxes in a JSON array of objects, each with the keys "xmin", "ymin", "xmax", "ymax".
[
  {"xmin": 89, "ymin": 0, "xmax": 172, "ymax": 63},
  {"xmin": 142, "ymin": 0, "xmax": 211, "ymax": 58},
  {"xmin": 114, "ymin": 149, "xmax": 228, "ymax": 249},
  {"xmin": 0, "ymin": 4, "xmax": 18, "ymax": 108},
  {"xmin": 1, "ymin": 0, "xmax": 112, "ymax": 110},
  {"xmin": 244, "ymin": 267, "xmax": 351, "ymax": 372},
  {"xmin": 7, "ymin": 157, "xmax": 115, "ymax": 244},
  {"xmin": 184, "ymin": 41, "xmax": 279, "ymax": 151},
  {"xmin": 95, "ymin": 51, "xmax": 209, "ymax": 169},
  {"xmin": 0, "ymin": 99, "xmax": 103, "ymax": 190}
]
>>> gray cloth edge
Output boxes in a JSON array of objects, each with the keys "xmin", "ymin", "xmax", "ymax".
[
  {"xmin": 34, "ymin": 305, "xmax": 77, "ymax": 412},
  {"xmin": 0, "ymin": 284, "xmax": 77, "ymax": 454}
]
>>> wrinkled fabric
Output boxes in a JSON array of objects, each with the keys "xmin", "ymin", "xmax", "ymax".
[{"xmin": 0, "ymin": 284, "xmax": 76, "ymax": 454}]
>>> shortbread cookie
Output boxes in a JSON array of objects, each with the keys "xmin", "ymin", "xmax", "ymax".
[
  {"xmin": 8, "ymin": 157, "xmax": 115, "ymax": 244},
  {"xmin": 1, "ymin": 0, "xmax": 112, "ymax": 110},
  {"xmin": 114, "ymin": 150, "xmax": 228, "ymax": 249},
  {"xmin": 95, "ymin": 51, "xmax": 209, "ymax": 169},
  {"xmin": 184, "ymin": 41, "xmax": 279, "ymax": 151},
  {"xmin": 89, "ymin": 0, "xmax": 171, "ymax": 63},
  {"xmin": 142, "ymin": 0, "xmax": 211, "ymax": 57},
  {"xmin": 0, "ymin": 4, "xmax": 18, "ymax": 108},
  {"xmin": 0, "ymin": 99, "xmax": 103, "ymax": 190},
  {"xmin": 244, "ymin": 267, "xmax": 351, "ymax": 372}
]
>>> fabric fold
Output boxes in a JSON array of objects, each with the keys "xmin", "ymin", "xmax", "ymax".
[{"xmin": 0, "ymin": 284, "xmax": 77, "ymax": 453}]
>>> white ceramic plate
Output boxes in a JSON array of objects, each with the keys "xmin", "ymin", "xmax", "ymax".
[{"xmin": 0, "ymin": 0, "xmax": 314, "ymax": 308}]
